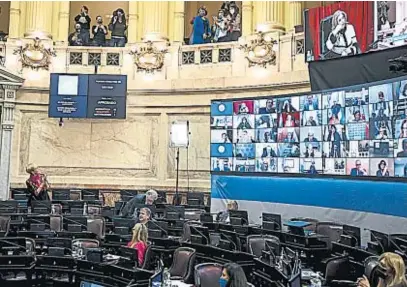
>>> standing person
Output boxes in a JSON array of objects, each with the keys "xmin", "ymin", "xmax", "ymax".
[
  {"xmin": 68, "ymin": 23, "xmax": 87, "ymax": 46},
  {"xmin": 25, "ymin": 164, "xmax": 51, "ymax": 209},
  {"xmin": 192, "ymin": 7, "xmax": 210, "ymax": 45},
  {"xmin": 127, "ymin": 223, "xmax": 148, "ymax": 267},
  {"xmin": 219, "ymin": 263, "xmax": 248, "ymax": 287},
  {"xmin": 109, "ymin": 8, "xmax": 127, "ymax": 47},
  {"xmin": 92, "ymin": 16, "xmax": 108, "ymax": 47},
  {"xmin": 74, "ymin": 6, "xmax": 91, "ymax": 45},
  {"xmin": 229, "ymin": 3, "xmax": 241, "ymax": 41},
  {"xmin": 120, "ymin": 190, "xmax": 158, "ymax": 217}
]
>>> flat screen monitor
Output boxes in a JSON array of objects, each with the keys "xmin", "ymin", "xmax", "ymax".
[
  {"xmin": 80, "ymin": 281, "xmax": 105, "ymax": 287},
  {"xmin": 229, "ymin": 210, "xmax": 249, "ymax": 225},
  {"xmin": 342, "ymin": 224, "xmax": 361, "ymax": 247},
  {"xmin": 262, "ymin": 213, "xmax": 282, "ymax": 230}
]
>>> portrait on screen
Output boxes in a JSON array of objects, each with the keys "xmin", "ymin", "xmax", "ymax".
[
  {"xmin": 234, "ymin": 159, "xmax": 255, "ymax": 172},
  {"xmin": 277, "ymin": 127, "xmax": 300, "ymax": 143},
  {"xmin": 278, "ymin": 143, "xmax": 300, "ymax": 158},
  {"xmin": 255, "ymin": 114, "xmax": 277, "ymax": 129},
  {"xmin": 300, "ymin": 94, "xmax": 321, "ymax": 111},
  {"xmin": 369, "ymin": 83, "xmax": 393, "ymax": 103},
  {"xmin": 234, "ymin": 129, "xmax": 255, "ymax": 143},
  {"xmin": 211, "ymin": 158, "xmax": 233, "ymax": 172},
  {"xmin": 395, "ymin": 80, "xmax": 407, "ymax": 100},
  {"xmin": 345, "ymin": 141, "xmax": 370, "ymax": 157},
  {"xmin": 278, "ymin": 158, "xmax": 299, "ymax": 173},
  {"xmin": 301, "ymin": 126, "xmax": 322, "ymax": 143},
  {"xmin": 322, "ymin": 91, "xmax": 345, "ymax": 109},
  {"xmin": 233, "ymin": 115, "xmax": 255, "ymax": 129},
  {"xmin": 323, "ymin": 107, "xmax": 346, "ymax": 125},
  {"xmin": 233, "ymin": 100, "xmax": 254, "ymax": 115},
  {"xmin": 346, "ymin": 158, "xmax": 369, "ymax": 176},
  {"xmin": 211, "ymin": 129, "xmax": 233, "ymax": 144},
  {"xmin": 323, "ymin": 124, "xmax": 345, "ymax": 141},
  {"xmin": 395, "ymin": 138, "xmax": 407, "ymax": 157},
  {"xmin": 346, "ymin": 122, "xmax": 369, "ymax": 140},
  {"xmin": 278, "ymin": 112, "xmax": 300, "ymax": 128},
  {"xmin": 256, "ymin": 158, "xmax": 277, "ymax": 172},
  {"xmin": 369, "ymin": 102, "xmax": 392, "ymax": 140},
  {"xmin": 301, "ymin": 110, "xmax": 322, "ymax": 126},
  {"xmin": 300, "ymin": 158, "xmax": 322, "ymax": 174},
  {"xmin": 370, "ymin": 158, "xmax": 394, "ymax": 177},
  {"xmin": 234, "ymin": 143, "xmax": 255, "ymax": 159},
  {"xmin": 277, "ymin": 97, "xmax": 299, "ymax": 113},
  {"xmin": 301, "ymin": 142, "xmax": 322, "ymax": 158},
  {"xmin": 394, "ymin": 118, "xmax": 407, "ymax": 138},
  {"xmin": 345, "ymin": 105, "xmax": 369, "ymax": 123},
  {"xmin": 345, "ymin": 89, "xmax": 368, "ymax": 107},
  {"xmin": 256, "ymin": 143, "xmax": 278, "ymax": 158},
  {"xmin": 323, "ymin": 158, "xmax": 346, "ymax": 175},
  {"xmin": 370, "ymin": 139, "xmax": 394, "ymax": 158},
  {"xmin": 394, "ymin": 158, "xmax": 407, "ymax": 177},
  {"xmin": 322, "ymin": 141, "xmax": 346, "ymax": 158},
  {"xmin": 256, "ymin": 128, "xmax": 277, "ymax": 143},
  {"xmin": 211, "ymin": 116, "xmax": 233, "ymax": 129},
  {"xmin": 255, "ymin": 99, "xmax": 277, "ymax": 114}
]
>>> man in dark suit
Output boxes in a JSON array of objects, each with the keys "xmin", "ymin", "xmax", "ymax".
[
  {"xmin": 350, "ymin": 160, "xmax": 367, "ymax": 176},
  {"xmin": 397, "ymin": 139, "xmax": 407, "ymax": 157},
  {"xmin": 121, "ymin": 190, "xmax": 158, "ymax": 217}
]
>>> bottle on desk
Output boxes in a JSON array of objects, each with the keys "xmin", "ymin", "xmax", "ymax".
[
  {"xmin": 310, "ymin": 273, "xmax": 322, "ymax": 287},
  {"xmin": 163, "ymin": 267, "xmax": 170, "ymax": 287},
  {"xmin": 83, "ymin": 202, "xmax": 87, "ymax": 215}
]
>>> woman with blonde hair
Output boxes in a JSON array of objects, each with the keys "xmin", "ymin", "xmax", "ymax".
[
  {"xmin": 127, "ymin": 223, "xmax": 148, "ymax": 267},
  {"xmin": 25, "ymin": 163, "xmax": 50, "ymax": 208},
  {"xmin": 358, "ymin": 252, "xmax": 407, "ymax": 287}
]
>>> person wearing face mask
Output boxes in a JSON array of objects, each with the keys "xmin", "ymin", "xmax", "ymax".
[
  {"xmin": 192, "ymin": 6, "xmax": 210, "ymax": 44},
  {"xmin": 357, "ymin": 252, "xmax": 407, "ymax": 287},
  {"xmin": 68, "ymin": 23, "xmax": 87, "ymax": 46},
  {"xmin": 228, "ymin": 4, "xmax": 241, "ymax": 41},
  {"xmin": 74, "ymin": 6, "xmax": 91, "ymax": 45},
  {"xmin": 109, "ymin": 8, "xmax": 127, "ymax": 47},
  {"xmin": 92, "ymin": 16, "xmax": 108, "ymax": 47},
  {"xmin": 219, "ymin": 263, "xmax": 248, "ymax": 287}
]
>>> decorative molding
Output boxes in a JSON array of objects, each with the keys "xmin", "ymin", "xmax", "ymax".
[
  {"xmin": 239, "ymin": 32, "xmax": 277, "ymax": 68},
  {"xmin": 13, "ymin": 38, "xmax": 56, "ymax": 70},
  {"xmin": 130, "ymin": 41, "xmax": 168, "ymax": 73}
]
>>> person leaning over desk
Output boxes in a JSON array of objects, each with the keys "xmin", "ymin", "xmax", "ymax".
[
  {"xmin": 357, "ymin": 252, "xmax": 407, "ymax": 287},
  {"xmin": 127, "ymin": 223, "xmax": 148, "ymax": 267},
  {"xmin": 120, "ymin": 190, "xmax": 158, "ymax": 218}
]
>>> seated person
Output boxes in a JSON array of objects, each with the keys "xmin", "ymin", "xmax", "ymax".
[
  {"xmin": 127, "ymin": 223, "xmax": 148, "ymax": 267},
  {"xmin": 25, "ymin": 163, "xmax": 51, "ymax": 208},
  {"xmin": 357, "ymin": 252, "xmax": 407, "ymax": 287},
  {"xmin": 121, "ymin": 190, "xmax": 158, "ymax": 217},
  {"xmin": 138, "ymin": 207, "xmax": 151, "ymax": 225},
  {"xmin": 219, "ymin": 263, "xmax": 248, "ymax": 287},
  {"xmin": 217, "ymin": 200, "xmax": 238, "ymax": 223}
]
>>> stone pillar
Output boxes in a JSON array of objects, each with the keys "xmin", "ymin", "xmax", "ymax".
[
  {"xmin": 173, "ymin": 1, "xmax": 185, "ymax": 43},
  {"xmin": 0, "ymin": 86, "xmax": 18, "ymax": 200},
  {"xmin": 142, "ymin": 1, "xmax": 169, "ymax": 40},
  {"xmin": 24, "ymin": 1, "xmax": 54, "ymax": 39},
  {"xmin": 128, "ymin": 1, "xmax": 140, "ymax": 43},
  {"xmin": 242, "ymin": 1, "xmax": 253, "ymax": 36},
  {"xmin": 285, "ymin": 1, "xmax": 303, "ymax": 32},
  {"xmin": 57, "ymin": 1, "xmax": 70, "ymax": 43},
  {"xmin": 253, "ymin": 1, "xmax": 285, "ymax": 33},
  {"xmin": 8, "ymin": 2, "xmax": 21, "ymax": 39}
]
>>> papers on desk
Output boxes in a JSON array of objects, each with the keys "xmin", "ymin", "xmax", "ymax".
[
  {"xmin": 104, "ymin": 254, "xmax": 121, "ymax": 261},
  {"xmin": 170, "ymin": 280, "xmax": 193, "ymax": 287}
]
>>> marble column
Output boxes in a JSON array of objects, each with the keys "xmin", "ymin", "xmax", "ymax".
[
  {"xmin": 128, "ymin": 1, "xmax": 140, "ymax": 43},
  {"xmin": 285, "ymin": 1, "xmax": 303, "ymax": 32},
  {"xmin": 242, "ymin": 1, "xmax": 253, "ymax": 36},
  {"xmin": 8, "ymin": 2, "xmax": 21, "ymax": 39},
  {"xmin": 57, "ymin": 1, "xmax": 70, "ymax": 43},
  {"xmin": 253, "ymin": 1, "xmax": 285, "ymax": 33},
  {"xmin": 0, "ymin": 86, "xmax": 17, "ymax": 200},
  {"xmin": 24, "ymin": 1, "xmax": 54, "ymax": 39},
  {"xmin": 142, "ymin": 1, "xmax": 169, "ymax": 40},
  {"xmin": 173, "ymin": 1, "xmax": 185, "ymax": 43}
]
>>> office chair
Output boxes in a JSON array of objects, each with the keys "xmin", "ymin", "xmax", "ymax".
[
  {"xmin": 247, "ymin": 235, "xmax": 280, "ymax": 258},
  {"xmin": 87, "ymin": 217, "xmax": 106, "ymax": 239},
  {"xmin": 50, "ymin": 215, "xmax": 63, "ymax": 232},
  {"xmin": 140, "ymin": 244, "xmax": 153, "ymax": 270},
  {"xmin": 316, "ymin": 222, "xmax": 343, "ymax": 248},
  {"xmin": 168, "ymin": 247, "xmax": 196, "ymax": 283},
  {"xmin": 325, "ymin": 255, "xmax": 355, "ymax": 287},
  {"xmin": 194, "ymin": 263, "xmax": 223, "ymax": 287},
  {"xmin": 0, "ymin": 216, "xmax": 11, "ymax": 237}
]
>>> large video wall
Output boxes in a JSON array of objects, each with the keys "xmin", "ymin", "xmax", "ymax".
[{"xmin": 210, "ymin": 76, "xmax": 407, "ymax": 178}]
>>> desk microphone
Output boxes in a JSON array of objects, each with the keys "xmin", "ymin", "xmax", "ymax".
[
  {"xmin": 260, "ymin": 216, "xmax": 281, "ymax": 230},
  {"xmin": 0, "ymin": 238, "xmax": 29, "ymax": 253},
  {"xmin": 28, "ymin": 217, "xmax": 52, "ymax": 230},
  {"xmin": 190, "ymin": 225, "xmax": 209, "ymax": 245},
  {"xmin": 63, "ymin": 217, "xmax": 88, "ymax": 230},
  {"xmin": 341, "ymin": 229, "xmax": 359, "ymax": 248},
  {"xmin": 364, "ymin": 228, "xmax": 386, "ymax": 253},
  {"xmin": 148, "ymin": 220, "xmax": 168, "ymax": 235}
]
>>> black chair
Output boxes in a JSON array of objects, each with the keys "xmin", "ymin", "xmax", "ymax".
[
  {"xmin": 168, "ymin": 247, "xmax": 196, "ymax": 283},
  {"xmin": 141, "ymin": 244, "xmax": 153, "ymax": 270},
  {"xmin": 325, "ymin": 255, "xmax": 355, "ymax": 287},
  {"xmin": 247, "ymin": 235, "xmax": 280, "ymax": 258},
  {"xmin": 194, "ymin": 262, "xmax": 222, "ymax": 287}
]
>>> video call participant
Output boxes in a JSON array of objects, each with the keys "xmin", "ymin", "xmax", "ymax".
[
  {"xmin": 308, "ymin": 162, "xmax": 318, "ymax": 174},
  {"xmin": 214, "ymin": 159, "xmax": 231, "ymax": 172},
  {"xmin": 261, "ymin": 146, "xmax": 277, "ymax": 158},
  {"xmin": 357, "ymin": 252, "xmax": 407, "ymax": 287},
  {"xmin": 237, "ymin": 117, "xmax": 252, "ymax": 129},
  {"xmin": 25, "ymin": 163, "xmax": 51, "ymax": 208},
  {"xmin": 376, "ymin": 160, "xmax": 390, "ymax": 177},
  {"xmin": 397, "ymin": 139, "xmax": 407, "ymax": 157},
  {"xmin": 304, "ymin": 132, "xmax": 319, "ymax": 143},
  {"xmin": 221, "ymin": 132, "xmax": 231, "ymax": 143},
  {"xmin": 305, "ymin": 115, "xmax": 318, "ymax": 126},
  {"xmin": 281, "ymin": 99, "xmax": 297, "ymax": 112},
  {"xmin": 350, "ymin": 160, "xmax": 368, "ymax": 176},
  {"xmin": 219, "ymin": 263, "xmax": 248, "ymax": 287},
  {"xmin": 217, "ymin": 200, "xmax": 238, "ymax": 223},
  {"xmin": 259, "ymin": 99, "xmax": 276, "ymax": 114},
  {"xmin": 127, "ymin": 223, "xmax": 148, "ymax": 267},
  {"xmin": 303, "ymin": 95, "xmax": 318, "ymax": 111},
  {"xmin": 121, "ymin": 190, "xmax": 158, "ymax": 217},
  {"xmin": 398, "ymin": 120, "xmax": 407, "ymax": 138}
]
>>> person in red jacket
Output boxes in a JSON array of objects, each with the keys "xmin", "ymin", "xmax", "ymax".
[{"xmin": 127, "ymin": 223, "xmax": 148, "ymax": 267}]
